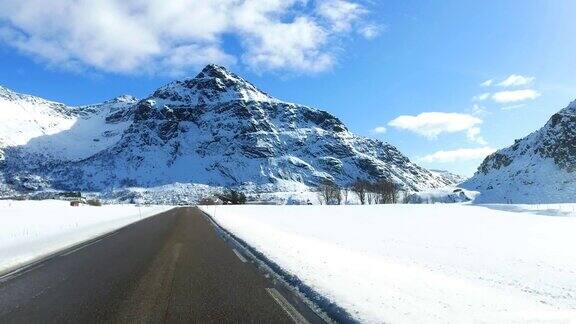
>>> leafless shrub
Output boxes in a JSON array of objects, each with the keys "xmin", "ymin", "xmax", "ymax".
[
  {"xmin": 86, "ymin": 198, "xmax": 102, "ymax": 206},
  {"xmin": 371, "ymin": 179, "xmax": 399, "ymax": 204},
  {"xmin": 351, "ymin": 179, "xmax": 369, "ymax": 205},
  {"xmin": 318, "ymin": 180, "xmax": 342, "ymax": 205}
]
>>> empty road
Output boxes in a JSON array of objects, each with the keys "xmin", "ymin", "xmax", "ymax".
[{"xmin": 0, "ymin": 207, "xmax": 322, "ymax": 323}]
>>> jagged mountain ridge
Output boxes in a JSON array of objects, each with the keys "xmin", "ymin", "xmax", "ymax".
[
  {"xmin": 430, "ymin": 169, "xmax": 466, "ymax": 185},
  {"xmin": 1, "ymin": 65, "xmax": 454, "ymax": 201},
  {"xmin": 462, "ymin": 100, "xmax": 576, "ymax": 203}
]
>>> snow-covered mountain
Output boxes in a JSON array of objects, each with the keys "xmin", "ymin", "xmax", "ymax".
[
  {"xmin": 0, "ymin": 86, "xmax": 73, "ymax": 158},
  {"xmin": 430, "ymin": 169, "xmax": 466, "ymax": 185},
  {"xmin": 462, "ymin": 100, "xmax": 576, "ymax": 203},
  {"xmin": 1, "ymin": 65, "xmax": 454, "ymax": 202}
]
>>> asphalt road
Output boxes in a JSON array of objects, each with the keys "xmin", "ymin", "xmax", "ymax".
[{"xmin": 0, "ymin": 207, "xmax": 321, "ymax": 323}]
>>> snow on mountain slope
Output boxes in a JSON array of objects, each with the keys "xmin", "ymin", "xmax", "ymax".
[
  {"xmin": 0, "ymin": 86, "xmax": 136, "ymax": 162},
  {"xmin": 462, "ymin": 100, "xmax": 576, "ymax": 203},
  {"xmin": 1, "ymin": 65, "xmax": 453, "ymax": 201},
  {"xmin": 0, "ymin": 86, "xmax": 74, "ymax": 152},
  {"xmin": 21, "ymin": 96, "xmax": 137, "ymax": 161},
  {"xmin": 430, "ymin": 169, "xmax": 466, "ymax": 185}
]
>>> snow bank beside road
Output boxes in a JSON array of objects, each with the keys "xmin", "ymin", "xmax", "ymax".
[
  {"xmin": 200, "ymin": 204, "xmax": 576, "ymax": 323},
  {"xmin": 0, "ymin": 200, "xmax": 172, "ymax": 273}
]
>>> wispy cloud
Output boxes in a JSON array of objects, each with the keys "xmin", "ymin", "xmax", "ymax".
[
  {"xmin": 388, "ymin": 112, "xmax": 484, "ymax": 143},
  {"xmin": 316, "ymin": 0, "xmax": 366, "ymax": 32},
  {"xmin": 471, "ymin": 104, "xmax": 488, "ymax": 116},
  {"xmin": 497, "ymin": 74, "xmax": 535, "ymax": 87},
  {"xmin": 0, "ymin": 0, "xmax": 375, "ymax": 75},
  {"xmin": 492, "ymin": 89, "xmax": 541, "ymax": 103},
  {"xmin": 466, "ymin": 127, "xmax": 487, "ymax": 145},
  {"xmin": 472, "ymin": 92, "xmax": 491, "ymax": 101},
  {"xmin": 358, "ymin": 24, "xmax": 382, "ymax": 39},
  {"xmin": 501, "ymin": 104, "xmax": 526, "ymax": 111},
  {"xmin": 480, "ymin": 79, "xmax": 493, "ymax": 87},
  {"xmin": 420, "ymin": 147, "xmax": 496, "ymax": 163},
  {"xmin": 370, "ymin": 126, "xmax": 387, "ymax": 134}
]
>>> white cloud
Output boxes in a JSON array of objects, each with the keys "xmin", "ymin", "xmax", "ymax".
[
  {"xmin": 0, "ymin": 0, "xmax": 373, "ymax": 75},
  {"xmin": 370, "ymin": 126, "xmax": 387, "ymax": 134},
  {"xmin": 388, "ymin": 112, "xmax": 483, "ymax": 140},
  {"xmin": 472, "ymin": 92, "xmax": 491, "ymax": 101},
  {"xmin": 316, "ymin": 0, "xmax": 366, "ymax": 32},
  {"xmin": 466, "ymin": 127, "xmax": 487, "ymax": 145},
  {"xmin": 420, "ymin": 147, "xmax": 496, "ymax": 163},
  {"xmin": 497, "ymin": 74, "xmax": 535, "ymax": 87},
  {"xmin": 358, "ymin": 25, "xmax": 381, "ymax": 39},
  {"xmin": 492, "ymin": 89, "xmax": 541, "ymax": 103},
  {"xmin": 471, "ymin": 104, "xmax": 488, "ymax": 116},
  {"xmin": 480, "ymin": 79, "xmax": 493, "ymax": 87},
  {"xmin": 161, "ymin": 44, "xmax": 237, "ymax": 77}
]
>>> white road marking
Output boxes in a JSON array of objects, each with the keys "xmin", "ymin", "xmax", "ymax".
[
  {"xmin": 61, "ymin": 231, "xmax": 119, "ymax": 257},
  {"xmin": 0, "ymin": 263, "xmax": 44, "ymax": 284},
  {"xmin": 61, "ymin": 238, "xmax": 103, "ymax": 256},
  {"xmin": 266, "ymin": 288, "xmax": 310, "ymax": 324},
  {"xmin": 232, "ymin": 249, "xmax": 247, "ymax": 263}
]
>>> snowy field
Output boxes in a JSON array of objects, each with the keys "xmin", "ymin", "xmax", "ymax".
[
  {"xmin": 200, "ymin": 204, "xmax": 576, "ymax": 323},
  {"xmin": 0, "ymin": 200, "xmax": 172, "ymax": 274}
]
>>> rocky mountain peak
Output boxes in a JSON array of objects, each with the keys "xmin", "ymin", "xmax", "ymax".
[
  {"xmin": 560, "ymin": 99, "xmax": 576, "ymax": 114},
  {"xmin": 150, "ymin": 64, "xmax": 273, "ymax": 106},
  {"xmin": 195, "ymin": 64, "xmax": 235, "ymax": 80},
  {"xmin": 0, "ymin": 85, "xmax": 24, "ymax": 101},
  {"xmin": 0, "ymin": 85, "xmax": 10, "ymax": 94},
  {"xmin": 105, "ymin": 95, "xmax": 138, "ymax": 104}
]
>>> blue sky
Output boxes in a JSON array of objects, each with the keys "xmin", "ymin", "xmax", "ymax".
[{"xmin": 0, "ymin": 0, "xmax": 575, "ymax": 176}]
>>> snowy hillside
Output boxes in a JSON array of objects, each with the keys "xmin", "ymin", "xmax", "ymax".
[
  {"xmin": 0, "ymin": 86, "xmax": 74, "ymax": 159},
  {"xmin": 462, "ymin": 100, "xmax": 576, "ymax": 203},
  {"xmin": 1, "ymin": 65, "xmax": 454, "ymax": 202},
  {"xmin": 0, "ymin": 86, "xmax": 136, "ymax": 162}
]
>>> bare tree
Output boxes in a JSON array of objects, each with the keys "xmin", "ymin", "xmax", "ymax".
[
  {"xmin": 342, "ymin": 186, "xmax": 350, "ymax": 205},
  {"xmin": 372, "ymin": 179, "xmax": 399, "ymax": 204},
  {"xmin": 351, "ymin": 179, "xmax": 369, "ymax": 205},
  {"xmin": 318, "ymin": 180, "xmax": 342, "ymax": 205}
]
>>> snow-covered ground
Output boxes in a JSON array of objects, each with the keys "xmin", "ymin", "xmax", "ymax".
[
  {"xmin": 200, "ymin": 204, "xmax": 576, "ymax": 323},
  {"xmin": 0, "ymin": 200, "xmax": 172, "ymax": 274}
]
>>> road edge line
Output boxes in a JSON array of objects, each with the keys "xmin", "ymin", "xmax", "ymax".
[
  {"xmin": 266, "ymin": 288, "xmax": 310, "ymax": 324},
  {"xmin": 232, "ymin": 249, "xmax": 248, "ymax": 263}
]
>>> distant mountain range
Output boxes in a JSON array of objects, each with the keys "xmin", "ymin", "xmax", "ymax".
[
  {"xmin": 463, "ymin": 100, "xmax": 576, "ymax": 203},
  {"xmin": 0, "ymin": 65, "xmax": 456, "ymax": 203}
]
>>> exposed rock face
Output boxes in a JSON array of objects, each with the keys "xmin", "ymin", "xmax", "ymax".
[
  {"xmin": 462, "ymin": 100, "xmax": 576, "ymax": 203},
  {"xmin": 1, "ymin": 65, "xmax": 453, "ymax": 201}
]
